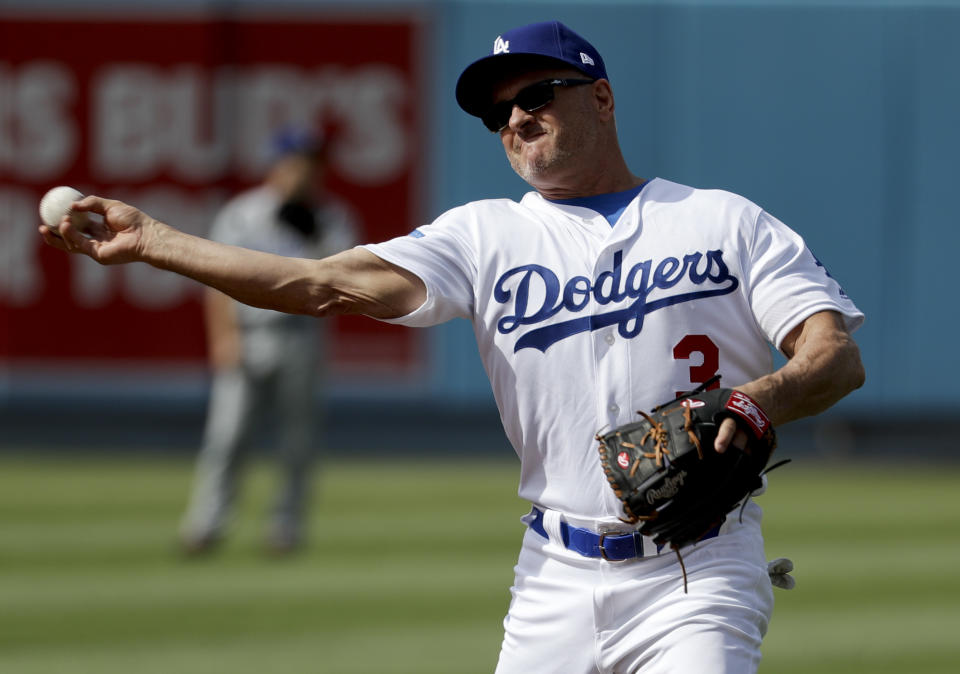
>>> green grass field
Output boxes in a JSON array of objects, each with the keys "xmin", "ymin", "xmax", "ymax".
[{"xmin": 1, "ymin": 454, "xmax": 958, "ymax": 673}]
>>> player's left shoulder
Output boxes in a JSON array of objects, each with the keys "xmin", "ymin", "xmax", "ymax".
[
  {"xmin": 642, "ymin": 179, "xmax": 761, "ymax": 221},
  {"xmin": 635, "ymin": 180, "xmax": 762, "ymax": 248}
]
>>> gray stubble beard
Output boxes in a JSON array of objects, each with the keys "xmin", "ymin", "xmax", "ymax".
[{"xmin": 508, "ymin": 119, "xmax": 597, "ymax": 185}]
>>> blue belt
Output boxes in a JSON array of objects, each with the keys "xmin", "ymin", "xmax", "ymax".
[{"xmin": 528, "ymin": 508, "xmax": 720, "ymax": 561}]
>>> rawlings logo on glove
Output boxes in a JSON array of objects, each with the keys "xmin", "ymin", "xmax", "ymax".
[{"xmin": 725, "ymin": 391, "xmax": 771, "ymax": 437}]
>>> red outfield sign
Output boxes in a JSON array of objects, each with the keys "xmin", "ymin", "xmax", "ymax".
[{"xmin": 0, "ymin": 11, "xmax": 426, "ymax": 373}]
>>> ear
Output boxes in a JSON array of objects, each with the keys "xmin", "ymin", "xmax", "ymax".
[{"xmin": 592, "ymin": 79, "xmax": 616, "ymax": 121}]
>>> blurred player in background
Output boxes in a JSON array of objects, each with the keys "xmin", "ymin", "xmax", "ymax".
[{"xmin": 179, "ymin": 127, "xmax": 359, "ymax": 555}]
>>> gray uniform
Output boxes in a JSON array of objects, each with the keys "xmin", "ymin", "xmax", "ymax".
[{"xmin": 180, "ymin": 184, "xmax": 358, "ymax": 548}]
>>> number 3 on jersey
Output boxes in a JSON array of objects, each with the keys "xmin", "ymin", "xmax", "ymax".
[{"xmin": 673, "ymin": 334, "xmax": 720, "ymax": 397}]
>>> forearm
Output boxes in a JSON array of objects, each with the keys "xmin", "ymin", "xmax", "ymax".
[
  {"xmin": 204, "ymin": 289, "xmax": 241, "ymax": 370},
  {"xmin": 145, "ymin": 221, "xmax": 424, "ymax": 320},
  {"xmin": 144, "ymin": 223, "xmax": 322, "ymax": 316},
  {"xmin": 738, "ymin": 312, "xmax": 865, "ymax": 427}
]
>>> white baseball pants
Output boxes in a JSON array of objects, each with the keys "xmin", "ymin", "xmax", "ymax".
[{"xmin": 495, "ymin": 503, "xmax": 774, "ymax": 673}]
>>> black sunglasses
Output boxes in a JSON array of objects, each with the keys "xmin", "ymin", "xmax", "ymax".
[{"xmin": 481, "ymin": 78, "xmax": 596, "ymax": 133}]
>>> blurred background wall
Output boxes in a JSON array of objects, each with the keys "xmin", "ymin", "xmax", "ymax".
[{"xmin": 2, "ymin": 0, "xmax": 958, "ymax": 456}]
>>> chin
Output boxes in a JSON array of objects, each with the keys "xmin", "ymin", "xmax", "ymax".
[
  {"xmin": 512, "ymin": 162, "xmax": 543, "ymax": 184},
  {"xmin": 510, "ymin": 149, "xmax": 546, "ymax": 178}
]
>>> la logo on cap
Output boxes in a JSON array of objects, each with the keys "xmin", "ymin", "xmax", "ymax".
[{"xmin": 493, "ymin": 36, "xmax": 510, "ymax": 54}]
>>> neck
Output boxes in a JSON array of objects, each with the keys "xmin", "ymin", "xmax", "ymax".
[
  {"xmin": 531, "ymin": 144, "xmax": 643, "ymax": 199},
  {"xmin": 535, "ymin": 171, "xmax": 645, "ymax": 200}
]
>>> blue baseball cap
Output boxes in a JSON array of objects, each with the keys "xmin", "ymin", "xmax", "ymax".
[
  {"xmin": 456, "ymin": 21, "xmax": 608, "ymax": 117},
  {"xmin": 269, "ymin": 125, "xmax": 325, "ymax": 161}
]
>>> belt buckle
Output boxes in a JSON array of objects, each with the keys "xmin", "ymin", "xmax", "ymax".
[
  {"xmin": 598, "ymin": 528, "xmax": 638, "ymax": 562},
  {"xmin": 598, "ymin": 531, "xmax": 619, "ymax": 561}
]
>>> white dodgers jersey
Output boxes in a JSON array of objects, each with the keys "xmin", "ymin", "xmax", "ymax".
[{"xmin": 362, "ymin": 178, "xmax": 863, "ymax": 523}]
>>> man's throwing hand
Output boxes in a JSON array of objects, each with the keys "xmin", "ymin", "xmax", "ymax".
[{"xmin": 39, "ymin": 196, "xmax": 158, "ymax": 266}]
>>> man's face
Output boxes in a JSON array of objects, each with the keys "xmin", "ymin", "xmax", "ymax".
[
  {"xmin": 490, "ymin": 68, "xmax": 599, "ymax": 190},
  {"xmin": 272, "ymin": 153, "xmax": 323, "ymax": 202}
]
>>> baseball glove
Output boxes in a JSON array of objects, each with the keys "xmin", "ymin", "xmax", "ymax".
[{"xmin": 597, "ymin": 377, "xmax": 778, "ymax": 589}]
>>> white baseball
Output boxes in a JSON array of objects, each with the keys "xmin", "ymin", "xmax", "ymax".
[{"xmin": 39, "ymin": 186, "xmax": 90, "ymax": 231}]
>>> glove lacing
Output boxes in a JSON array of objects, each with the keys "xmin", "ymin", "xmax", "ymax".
[{"xmin": 619, "ymin": 410, "xmax": 670, "ymax": 474}]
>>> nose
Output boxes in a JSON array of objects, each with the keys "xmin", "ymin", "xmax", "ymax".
[{"xmin": 506, "ymin": 104, "xmax": 536, "ymax": 132}]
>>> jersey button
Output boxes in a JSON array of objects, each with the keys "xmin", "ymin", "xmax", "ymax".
[
  {"xmin": 609, "ymin": 404, "xmax": 620, "ymax": 414},
  {"xmin": 604, "ymin": 333, "xmax": 615, "ymax": 345}
]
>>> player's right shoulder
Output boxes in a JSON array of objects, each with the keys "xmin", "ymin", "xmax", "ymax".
[
  {"xmin": 424, "ymin": 197, "xmax": 528, "ymax": 231},
  {"xmin": 229, "ymin": 185, "xmax": 275, "ymax": 211},
  {"xmin": 212, "ymin": 186, "xmax": 262, "ymax": 222},
  {"xmin": 451, "ymin": 196, "xmax": 528, "ymax": 216},
  {"xmin": 209, "ymin": 186, "xmax": 273, "ymax": 241}
]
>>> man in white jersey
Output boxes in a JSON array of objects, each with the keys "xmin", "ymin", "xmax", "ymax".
[{"xmin": 42, "ymin": 20, "xmax": 864, "ymax": 674}]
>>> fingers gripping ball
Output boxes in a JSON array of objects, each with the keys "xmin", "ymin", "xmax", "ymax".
[
  {"xmin": 597, "ymin": 382, "xmax": 777, "ymax": 589},
  {"xmin": 39, "ymin": 186, "xmax": 90, "ymax": 232}
]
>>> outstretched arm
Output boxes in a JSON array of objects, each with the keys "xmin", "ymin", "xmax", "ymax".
[
  {"xmin": 39, "ymin": 195, "xmax": 426, "ymax": 320},
  {"xmin": 715, "ymin": 310, "xmax": 865, "ymax": 452}
]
